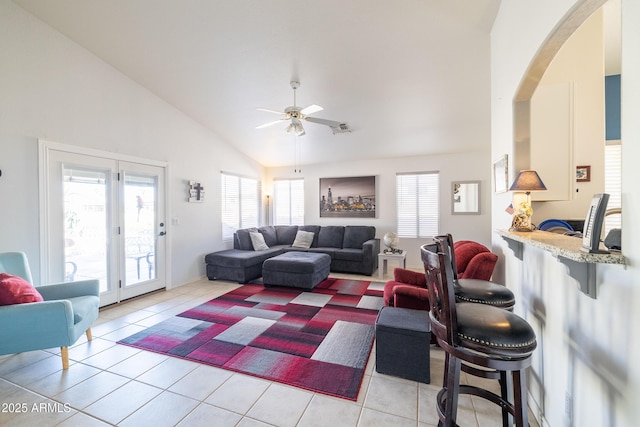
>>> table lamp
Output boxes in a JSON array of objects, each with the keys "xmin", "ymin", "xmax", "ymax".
[{"xmin": 508, "ymin": 170, "xmax": 547, "ymax": 231}]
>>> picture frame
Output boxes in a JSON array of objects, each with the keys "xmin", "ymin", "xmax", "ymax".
[
  {"xmin": 319, "ymin": 176, "xmax": 376, "ymax": 218},
  {"xmin": 493, "ymin": 154, "xmax": 509, "ymax": 193},
  {"xmin": 576, "ymin": 165, "xmax": 591, "ymax": 182},
  {"xmin": 452, "ymin": 181, "xmax": 480, "ymax": 215}
]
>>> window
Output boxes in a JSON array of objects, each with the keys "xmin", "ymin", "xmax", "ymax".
[
  {"xmin": 221, "ymin": 172, "xmax": 260, "ymax": 241},
  {"xmin": 604, "ymin": 142, "xmax": 621, "ymax": 234},
  {"xmin": 396, "ymin": 172, "xmax": 439, "ymax": 238},
  {"xmin": 273, "ymin": 179, "xmax": 304, "ymax": 225}
]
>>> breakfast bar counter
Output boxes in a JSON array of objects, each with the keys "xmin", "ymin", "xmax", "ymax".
[{"xmin": 496, "ymin": 229, "xmax": 625, "ymax": 298}]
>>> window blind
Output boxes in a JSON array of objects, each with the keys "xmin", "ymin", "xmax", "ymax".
[
  {"xmin": 396, "ymin": 172, "xmax": 439, "ymax": 238},
  {"xmin": 273, "ymin": 179, "xmax": 304, "ymax": 225},
  {"xmin": 221, "ymin": 173, "xmax": 260, "ymax": 241}
]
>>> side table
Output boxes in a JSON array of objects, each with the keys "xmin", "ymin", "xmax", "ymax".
[{"xmin": 378, "ymin": 251, "xmax": 407, "ymax": 279}]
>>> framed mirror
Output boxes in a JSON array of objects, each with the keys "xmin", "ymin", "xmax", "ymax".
[{"xmin": 452, "ymin": 181, "xmax": 480, "ymax": 215}]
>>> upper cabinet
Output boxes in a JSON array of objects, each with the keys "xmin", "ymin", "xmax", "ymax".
[{"xmin": 530, "ymin": 82, "xmax": 573, "ymax": 202}]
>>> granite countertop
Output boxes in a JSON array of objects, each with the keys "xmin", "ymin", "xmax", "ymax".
[{"xmin": 496, "ymin": 229, "xmax": 625, "ymax": 265}]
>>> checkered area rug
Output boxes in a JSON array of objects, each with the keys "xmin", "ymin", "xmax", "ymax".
[{"xmin": 118, "ymin": 278, "xmax": 384, "ymax": 400}]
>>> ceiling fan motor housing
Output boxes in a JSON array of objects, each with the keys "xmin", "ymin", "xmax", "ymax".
[{"xmin": 284, "ymin": 106, "xmax": 302, "ymax": 118}]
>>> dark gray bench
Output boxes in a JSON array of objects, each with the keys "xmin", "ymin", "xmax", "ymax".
[{"xmin": 262, "ymin": 252, "xmax": 331, "ymax": 290}]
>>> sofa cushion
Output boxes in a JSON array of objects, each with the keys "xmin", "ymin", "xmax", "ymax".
[
  {"xmin": 292, "ymin": 230, "xmax": 315, "ymax": 249},
  {"xmin": 0, "ymin": 273, "xmax": 44, "ymax": 305},
  {"xmin": 317, "ymin": 226, "xmax": 344, "ymax": 248},
  {"xmin": 235, "ymin": 227, "xmax": 258, "ymax": 250},
  {"xmin": 250, "ymin": 232, "xmax": 270, "ymax": 251},
  {"xmin": 333, "ymin": 249, "xmax": 365, "ymax": 262},
  {"xmin": 275, "ymin": 225, "xmax": 299, "ymax": 245},
  {"xmin": 342, "ymin": 226, "xmax": 376, "ymax": 249},
  {"xmin": 258, "ymin": 226, "xmax": 278, "ymax": 247},
  {"xmin": 205, "ymin": 248, "xmax": 281, "ymax": 268},
  {"xmin": 299, "ymin": 225, "xmax": 321, "ymax": 247},
  {"xmin": 263, "ymin": 252, "xmax": 331, "ymax": 274},
  {"xmin": 308, "ymin": 247, "xmax": 336, "ymax": 258}
]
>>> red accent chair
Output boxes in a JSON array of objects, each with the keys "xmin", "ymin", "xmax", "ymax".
[
  {"xmin": 383, "ymin": 240, "xmax": 498, "ymax": 310},
  {"xmin": 452, "ymin": 240, "xmax": 498, "ymax": 281},
  {"xmin": 383, "ymin": 268, "xmax": 429, "ymax": 310}
]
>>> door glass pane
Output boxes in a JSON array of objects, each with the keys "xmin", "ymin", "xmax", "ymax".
[
  {"xmin": 124, "ymin": 173, "xmax": 157, "ymax": 286},
  {"xmin": 63, "ymin": 167, "xmax": 109, "ymax": 292}
]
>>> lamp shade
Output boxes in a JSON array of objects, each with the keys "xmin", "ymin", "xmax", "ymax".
[{"xmin": 509, "ymin": 170, "xmax": 547, "ymax": 193}]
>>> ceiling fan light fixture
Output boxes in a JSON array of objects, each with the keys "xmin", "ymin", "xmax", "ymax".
[{"xmin": 286, "ymin": 118, "xmax": 305, "ymax": 136}]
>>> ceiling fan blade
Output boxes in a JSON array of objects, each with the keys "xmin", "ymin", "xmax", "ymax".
[
  {"xmin": 304, "ymin": 116, "xmax": 343, "ymax": 127},
  {"xmin": 257, "ymin": 108, "xmax": 284, "ymax": 115},
  {"xmin": 300, "ymin": 104, "xmax": 323, "ymax": 115},
  {"xmin": 256, "ymin": 119, "xmax": 286, "ymax": 129}
]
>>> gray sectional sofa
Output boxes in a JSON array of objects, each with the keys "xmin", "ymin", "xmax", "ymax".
[{"xmin": 205, "ymin": 225, "xmax": 379, "ymax": 283}]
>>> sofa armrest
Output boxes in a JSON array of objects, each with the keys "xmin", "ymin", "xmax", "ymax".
[
  {"xmin": 36, "ymin": 279, "xmax": 100, "ymax": 301},
  {"xmin": 362, "ymin": 238, "xmax": 380, "ymax": 258},
  {"xmin": 393, "ymin": 285, "xmax": 429, "ymax": 310}
]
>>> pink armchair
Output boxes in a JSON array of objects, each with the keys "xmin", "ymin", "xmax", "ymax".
[{"xmin": 383, "ymin": 240, "xmax": 498, "ymax": 310}]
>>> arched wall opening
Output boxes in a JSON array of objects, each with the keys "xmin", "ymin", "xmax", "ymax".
[{"xmin": 512, "ymin": 0, "xmax": 616, "ymax": 225}]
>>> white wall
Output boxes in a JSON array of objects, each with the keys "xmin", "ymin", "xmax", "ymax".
[
  {"xmin": 0, "ymin": 0, "xmax": 264, "ymax": 286},
  {"xmin": 267, "ymin": 151, "xmax": 492, "ymax": 269},
  {"xmin": 491, "ymin": 1, "xmax": 640, "ymax": 426}
]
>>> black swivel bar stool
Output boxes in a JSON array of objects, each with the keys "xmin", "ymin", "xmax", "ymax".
[
  {"xmin": 437, "ymin": 234, "xmax": 516, "ymax": 310},
  {"xmin": 421, "ymin": 242, "xmax": 536, "ymax": 427}
]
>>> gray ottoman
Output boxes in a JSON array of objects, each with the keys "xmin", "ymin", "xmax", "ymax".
[
  {"xmin": 262, "ymin": 252, "xmax": 331, "ymax": 290},
  {"xmin": 375, "ymin": 306, "xmax": 431, "ymax": 383}
]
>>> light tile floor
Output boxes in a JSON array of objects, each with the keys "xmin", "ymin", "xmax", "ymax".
[{"xmin": 0, "ymin": 274, "xmax": 540, "ymax": 427}]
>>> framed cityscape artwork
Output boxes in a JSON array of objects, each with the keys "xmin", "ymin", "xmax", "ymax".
[{"xmin": 319, "ymin": 176, "xmax": 376, "ymax": 218}]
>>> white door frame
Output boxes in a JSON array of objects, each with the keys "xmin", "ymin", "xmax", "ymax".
[{"xmin": 38, "ymin": 139, "xmax": 172, "ymax": 304}]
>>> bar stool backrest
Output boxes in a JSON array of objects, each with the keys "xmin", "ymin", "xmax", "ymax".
[
  {"xmin": 435, "ymin": 234, "xmax": 458, "ymax": 281},
  {"xmin": 421, "ymin": 241, "xmax": 458, "ymax": 347}
]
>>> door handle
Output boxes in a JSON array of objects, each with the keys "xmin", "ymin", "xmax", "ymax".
[{"xmin": 159, "ymin": 231, "xmax": 166, "ymax": 236}]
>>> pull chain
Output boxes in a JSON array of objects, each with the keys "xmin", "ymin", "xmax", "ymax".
[{"xmin": 293, "ymin": 135, "xmax": 301, "ymax": 173}]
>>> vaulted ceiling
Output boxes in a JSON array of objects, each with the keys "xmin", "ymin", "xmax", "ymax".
[{"xmin": 14, "ymin": 0, "xmax": 500, "ymax": 167}]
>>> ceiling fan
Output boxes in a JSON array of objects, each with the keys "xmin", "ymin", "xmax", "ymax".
[{"xmin": 256, "ymin": 81, "xmax": 351, "ymax": 136}]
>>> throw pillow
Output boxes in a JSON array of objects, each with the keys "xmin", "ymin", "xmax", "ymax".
[
  {"xmin": 0, "ymin": 273, "xmax": 44, "ymax": 305},
  {"xmin": 292, "ymin": 230, "xmax": 314, "ymax": 249},
  {"xmin": 250, "ymin": 232, "xmax": 270, "ymax": 251}
]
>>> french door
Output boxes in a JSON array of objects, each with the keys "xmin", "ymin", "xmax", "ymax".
[{"xmin": 41, "ymin": 142, "xmax": 167, "ymax": 306}]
